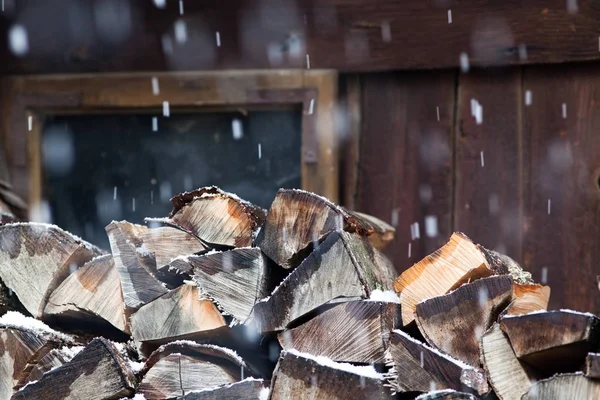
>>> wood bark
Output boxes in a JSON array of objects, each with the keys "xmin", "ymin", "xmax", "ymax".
[
  {"xmin": 178, "ymin": 378, "xmax": 268, "ymax": 400},
  {"xmin": 138, "ymin": 342, "xmax": 251, "ymax": 399},
  {"xmin": 385, "ymin": 329, "xmax": 489, "ymax": 396},
  {"xmin": 521, "ymin": 373, "xmax": 600, "ymax": 400},
  {"xmin": 414, "ymin": 275, "xmax": 513, "ymax": 366},
  {"xmin": 503, "ymin": 283, "xmax": 551, "ymax": 317},
  {"xmin": 0, "ymin": 223, "xmax": 99, "ymax": 317},
  {"xmin": 270, "ymin": 350, "xmax": 391, "ymax": 400},
  {"xmin": 166, "ymin": 186, "xmax": 266, "ymax": 248},
  {"xmin": 585, "ymin": 353, "xmax": 600, "ymax": 378},
  {"xmin": 44, "ymin": 254, "xmax": 128, "ymax": 335},
  {"xmin": 11, "ymin": 338, "xmax": 136, "ymax": 400},
  {"xmin": 500, "ymin": 310, "xmax": 600, "ymax": 375},
  {"xmin": 479, "ymin": 323, "xmax": 532, "ymax": 400},
  {"xmin": 253, "ymin": 230, "xmax": 396, "ymax": 333},
  {"xmin": 278, "ymin": 300, "xmax": 401, "ymax": 363}
]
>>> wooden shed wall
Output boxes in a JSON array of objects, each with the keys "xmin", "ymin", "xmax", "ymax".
[{"xmin": 352, "ymin": 63, "xmax": 600, "ymax": 314}]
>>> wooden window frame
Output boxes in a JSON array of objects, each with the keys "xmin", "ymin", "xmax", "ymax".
[{"xmin": 1, "ymin": 70, "xmax": 339, "ymax": 216}]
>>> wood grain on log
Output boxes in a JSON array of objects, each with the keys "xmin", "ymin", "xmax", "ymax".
[
  {"xmin": 480, "ymin": 323, "xmax": 532, "ymax": 400},
  {"xmin": 279, "ymin": 300, "xmax": 401, "ymax": 363},
  {"xmin": 500, "ymin": 310, "xmax": 600, "ymax": 375},
  {"xmin": 585, "ymin": 353, "xmax": 600, "ymax": 379},
  {"xmin": 253, "ymin": 230, "xmax": 396, "ymax": 332},
  {"xmin": 343, "ymin": 209, "xmax": 395, "ymax": 250},
  {"xmin": 415, "ymin": 391, "xmax": 477, "ymax": 400},
  {"xmin": 11, "ymin": 338, "xmax": 135, "ymax": 400},
  {"xmin": 503, "ymin": 283, "xmax": 551, "ymax": 317},
  {"xmin": 521, "ymin": 373, "xmax": 600, "ymax": 400},
  {"xmin": 0, "ymin": 223, "xmax": 99, "ymax": 317},
  {"xmin": 44, "ymin": 254, "xmax": 128, "ymax": 335},
  {"xmin": 179, "ymin": 378, "xmax": 268, "ymax": 400},
  {"xmin": 385, "ymin": 329, "xmax": 488, "ymax": 395},
  {"xmin": 270, "ymin": 350, "xmax": 391, "ymax": 400},
  {"xmin": 141, "ymin": 226, "xmax": 207, "ymax": 269},
  {"xmin": 415, "ymin": 275, "xmax": 513, "ymax": 366}
]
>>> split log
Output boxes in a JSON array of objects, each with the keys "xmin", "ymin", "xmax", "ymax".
[
  {"xmin": 178, "ymin": 247, "xmax": 268, "ymax": 324},
  {"xmin": 414, "ymin": 275, "xmax": 513, "ymax": 366},
  {"xmin": 0, "ymin": 280, "xmax": 27, "ymax": 317},
  {"xmin": 253, "ymin": 230, "xmax": 397, "ymax": 333},
  {"xmin": 521, "ymin": 373, "xmax": 600, "ymax": 400},
  {"xmin": 0, "ymin": 182, "xmax": 27, "ymax": 221},
  {"xmin": 14, "ymin": 346, "xmax": 78, "ymax": 391},
  {"xmin": 415, "ymin": 391, "xmax": 477, "ymax": 400},
  {"xmin": 164, "ymin": 186, "xmax": 266, "ymax": 248},
  {"xmin": 278, "ymin": 299, "xmax": 401, "ymax": 363},
  {"xmin": 106, "ymin": 221, "xmax": 168, "ymax": 310},
  {"xmin": 0, "ymin": 213, "xmax": 15, "ymax": 225},
  {"xmin": 503, "ymin": 283, "xmax": 550, "ymax": 317},
  {"xmin": 257, "ymin": 189, "xmax": 393, "ymax": 268},
  {"xmin": 384, "ymin": 329, "xmax": 489, "ymax": 396},
  {"xmin": 394, "ymin": 232, "xmax": 531, "ymax": 326},
  {"xmin": 130, "ymin": 283, "xmax": 226, "ymax": 347},
  {"xmin": 500, "ymin": 310, "xmax": 600, "ymax": 375},
  {"xmin": 585, "ymin": 353, "xmax": 600, "ymax": 378},
  {"xmin": 270, "ymin": 349, "xmax": 391, "ymax": 400},
  {"xmin": 179, "ymin": 378, "xmax": 269, "ymax": 400},
  {"xmin": 138, "ymin": 342, "xmax": 252, "ymax": 399},
  {"xmin": 0, "ymin": 223, "xmax": 99, "ymax": 317},
  {"xmin": 480, "ymin": 323, "xmax": 532, "ymax": 400},
  {"xmin": 141, "ymin": 226, "xmax": 207, "ymax": 268},
  {"xmin": 343, "ymin": 209, "xmax": 395, "ymax": 250},
  {"xmin": 11, "ymin": 338, "xmax": 136, "ymax": 400},
  {"xmin": 44, "ymin": 254, "xmax": 128, "ymax": 336}
]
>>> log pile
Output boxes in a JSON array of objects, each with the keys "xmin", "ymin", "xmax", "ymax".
[{"xmin": 0, "ymin": 186, "xmax": 598, "ymax": 399}]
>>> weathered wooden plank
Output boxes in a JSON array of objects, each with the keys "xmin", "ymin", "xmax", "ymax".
[
  {"xmin": 454, "ymin": 69, "xmax": 522, "ymax": 259},
  {"xmin": 521, "ymin": 373, "xmax": 600, "ymax": 400},
  {"xmin": 358, "ymin": 71, "xmax": 454, "ymax": 272},
  {"xmin": 522, "ymin": 64, "xmax": 600, "ymax": 313}
]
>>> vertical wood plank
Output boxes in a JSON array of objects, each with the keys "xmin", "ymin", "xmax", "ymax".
[
  {"xmin": 340, "ymin": 75, "xmax": 361, "ymax": 210},
  {"xmin": 523, "ymin": 64, "xmax": 600, "ymax": 313},
  {"xmin": 358, "ymin": 71, "xmax": 454, "ymax": 272},
  {"xmin": 454, "ymin": 69, "xmax": 523, "ymax": 259}
]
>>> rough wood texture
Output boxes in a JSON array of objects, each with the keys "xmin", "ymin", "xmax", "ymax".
[
  {"xmin": 0, "ymin": 223, "xmax": 98, "ymax": 317},
  {"xmin": 385, "ymin": 329, "xmax": 488, "ymax": 396},
  {"xmin": 279, "ymin": 300, "xmax": 401, "ymax": 363},
  {"xmin": 253, "ymin": 230, "xmax": 396, "ymax": 332},
  {"xmin": 504, "ymin": 283, "xmax": 551, "ymax": 316},
  {"xmin": 415, "ymin": 275, "xmax": 513, "ymax": 366},
  {"xmin": 480, "ymin": 323, "xmax": 531, "ymax": 400},
  {"xmin": 0, "ymin": 182, "xmax": 26, "ymax": 222},
  {"xmin": 395, "ymin": 232, "xmax": 518, "ymax": 326},
  {"xmin": 415, "ymin": 391, "xmax": 477, "ymax": 400},
  {"xmin": 130, "ymin": 283, "xmax": 226, "ymax": 345},
  {"xmin": 179, "ymin": 378, "xmax": 268, "ymax": 400},
  {"xmin": 139, "ymin": 342, "xmax": 249, "ymax": 399},
  {"xmin": 271, "ymin": 350, "xmax": 390, "ymax": 400},
  {"xmin": 585, "ymin": 353, "xmax": 600, "ymax": 378},
  {"xmin": 141, "ymin": 226, "xmax": 207, "ymax": 269},
  {"xmin": 358, "ymin": 72, "xmax": 454, "ymax": 273},
  {"xmin": 182, "ymin": 247, "xmax": 267, "ymax": 324},
  {"xmin": 44, "ymin": 254, "xmax": 128, "ymax": 334},
  {"xmin": 167, "ymin": 187, "xmax": 265, "ymax": 248},
  {"xmin": 522, "ymin": 64, "xmax": 600, "ymax": 314},
  {"xmin": 106, "ymin": 221, "xmax": 168, "ymax": 310},
  {"xmin": 343, "ymin": 209, "xmax": 395, "ymax": 250},
  {"xmin": 521, "ymin": 373, "xmax": 600, "ymax": 400},
  {"xmin": 455, "ymin": 69, "xmax": 522, "ymax": 259},
  {"xmin": 12, "ymin": 338, "xmax": 135, "ymax": 400},
  {"xmin": 500, "ymin": 310, "xmax": 600, "ymax": 375}
]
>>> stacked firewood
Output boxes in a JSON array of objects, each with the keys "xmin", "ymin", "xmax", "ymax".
[{"xmin": 0, "ymin": 186, "xmax": 598, "ymax": 400}]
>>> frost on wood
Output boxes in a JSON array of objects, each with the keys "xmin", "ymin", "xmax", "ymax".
[
  {"xmin": 253, "ymin": 230, "xmax": 397, "ymax": 333},
  {"xmin": 0, "ymin": 223, "xmax": 99, "ymax": 317},
  {"xmin": 521, "ymin": 373, "xmax": 600, "ymax": 400},
  {"xmin": 44, "ymin": 254, "xmax": 129, "ymax": 335},
  {"xmin": 279, "ymin": 300, "xmax": 401, "ymax": 363},
  {"xmin": 179, "ymin": 378, "xmax": 268, "ymax": 400},
  {"xmin": 270, "ymin": 350, "xmax": 391, "ymax": 400},
  {"xmin": 415, "ymin": 390, "xmax": 477, "ymax": 399},
  {"xmin": 166, "ymin": 186, "xmax": 266, "ymax": 248},
  {"xmin": 414, "ymin": 275, "xmax": 513, "ymax": 366}
]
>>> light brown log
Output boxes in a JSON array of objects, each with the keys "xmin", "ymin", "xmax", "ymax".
[
  {"xmin": 480, "ymin": 323, "xmax": 532, "ymax": 400},
  {"xmin": 385, "ymin": 329, "xmax": 489, "ymax": 396},
  {"xmin": 270, "ymin": 349, "xmax": 391, "ymax": 400},
  {"xmin": 414, "ymin": 275, "xmax": 513, "ymax": 366},
  {"xmin": 106, "ymin": 221, "xmax": 168, "ymax": 310},
  {"xmin": 166, "ymin": 186, "xmax": 266, "ymax": 248},
  {"xmin": 253, "ymin": 230, "xmax": 397, "ymax": 333},
  {"xmin": 139, "ymin": 342, "xmax": 252, "ymax": 399},
  {"xmin": 130, "ymin": 283, "xmax": 226, "ymax": 346},
  {"xmin": 141, "ymin": 226, "xmax": 207, "ymax": 269},
  {"xmin": 585, "ymin": 353, "xmax": 600, "ymax": 378},
  {"xmin": 11, "ymin": 338, "xmax": 136, "ymax": 400},
  {"xmin": 500, "ymin": 310, "xmax": 600, "ymax": 375},
  {"xmin": 521, "ymin": 373, "xmax": 600, "ymax": 400},
  {"xmin": 394, "ymin": 232, "xmax": 531, "ymax": 326},
  {"xmin": 278, "ymin": 300, "xmax": 401, "ymax": 363},
  {"xmin": 503, "ymin": 283, "xmax": 551, "ymax": 317},
  {"xmin": 0, "ymin": 223, "xmax": 100, "ymax": 317},
  {"xmin": 44, "ymin": 254, "xmax": 128, "ymax": 335},
  {"xmin": 343, "ymin": 209, "xmax": 395, "ymax": 250},
  {"xmin": 179, "ymin": 378, "xmax": 269, "ymax": 400}
]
